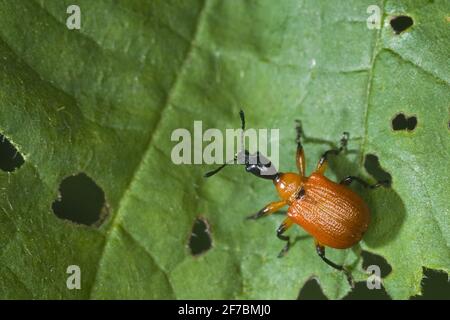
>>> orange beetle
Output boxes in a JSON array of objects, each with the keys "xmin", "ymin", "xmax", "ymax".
[{"xmin": 205, "ymin": 111, "xmax": 388, "ymax": 286}]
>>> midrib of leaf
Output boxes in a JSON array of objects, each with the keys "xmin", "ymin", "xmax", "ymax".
[
  {"xmin": 88, "ymin": 0, "xmax": 209, "ymax": 298},
  {"xmin": 116, "ymin": 223, "xmax": 176, "ymax": 295},
  {"xmin": 360, "ymin": 3, "xmax": 450, "ymax": 165},
  {"xmin": 358, "ymin": 0, "xmax": 450, "ymax": 297},
  {"xmin": 360, "ymin": 4, "xmax": 450, "ymax": 250},
  {"xmin": 359, "ymin": 0, "xmax": 385, "ymax": 167},
  {"xmin": 324, "ymin": 0, "xmax": 386, "ymax": 299}
]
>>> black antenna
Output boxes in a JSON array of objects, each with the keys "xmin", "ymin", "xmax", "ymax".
[
  {"xmin": 204, "ymin": 110, "xmax": 245, "ymax": 178},
  {"xmin": 239, "ymin": 109, "xmax": 245, "ymax": 130},
  {"xmin": 204, "ymin": 163, "xmax": 228, "ymax": 178},
  {"xmin": 203, "ymin": 156, "xmax": 237, "ymax": 178}
]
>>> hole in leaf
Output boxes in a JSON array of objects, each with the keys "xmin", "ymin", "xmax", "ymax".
[
  {"xmin": 341, "ymin": 251, "xmax": 392, "ymax": 300},
  {"xmin": 411, "ymin": 268, "xmax": 450, "ymax": 300},
  {"xmin": 361, "ymin": 250, "xmax": 392, "ymax": 278},
  {"xmin": 0, "ymin": 134, "xmax": 24, "ymax": 172},
  {"xmin": 189, "ymin": 217, "xmax": 212, "ymax": 255},
  {"xmin": 364, "ymin": 154, "xmax": 392, "ymax": 187},
  {"xmin": 392, "ymin": 113, "xmax": 417, "ymax": 131},
  {"xmin": 390, "ymin": 15, "xmax": 414, "ymax": 34},
  {"xmin": 52, "ymin": 173, "xmax": 107, "ymax": 226},
  {"xmin": 343, "ymin": 281, "xmax": 391, "ymax": 300},
  {"xmin": 297, "ymin": 278, "xmax": 327, "ymax": 300}
]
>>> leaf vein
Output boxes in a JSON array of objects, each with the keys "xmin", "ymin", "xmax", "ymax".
[{"xmin": 88, "ymin": 0, "xmax": 209, "ymax": 298}]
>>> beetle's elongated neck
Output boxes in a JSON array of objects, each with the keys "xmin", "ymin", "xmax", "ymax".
[{"xmin": 274, "ymin": 172, "xmax": 303, "ymax": 202}]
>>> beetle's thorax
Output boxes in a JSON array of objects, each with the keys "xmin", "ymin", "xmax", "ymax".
[{"xmin": 273, "ymin": 172, "xmax": 303, "ymax": 203}]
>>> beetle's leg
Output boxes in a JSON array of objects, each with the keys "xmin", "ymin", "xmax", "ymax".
[
  {"xmin": 246, "ymin": 200, "xmax": 287, "ymax": 220},
  {"xmin": 276, "ymin": 217, "xmax": 294, "ymax": 258},
  {"xmin": 340, "ymin": 176, "xmax": 390, "ymax": 189},
  {"xmin": 295, "ymin": 120, "xmax": 306, "ymax": 177},
  {"xmin": 315, "ymin": 132, "xmax": 349, "ymax": 175},
  {"xmin": 315, "ymin": 241, "xmax": 355, "ymax": 288}
]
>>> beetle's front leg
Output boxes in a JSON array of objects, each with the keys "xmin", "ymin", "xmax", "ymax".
[
  {"xmin": 315, "ymin": 241, "xmax": 355, "ymax": 288},
  {"xmin": 316, "ymin": 132, "xmax": 349, "ymax": 175},
  {"xmin": 246, "ymin": 200, "xmax": 286, "ymax": 220},
  {"xmin": 295, "ymin": 120, "xmax": 306, "ymax": 177}
]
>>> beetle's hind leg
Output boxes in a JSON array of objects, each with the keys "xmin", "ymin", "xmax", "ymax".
[
  {"xmin": 276, "ymin": 217, "xmax": 294, "ymax": 258},
  {"xmin": 316, "ymin": 132, "xmax": 349, "ymax": 175},
  {"xmin": 340, "ymin": 176, "xmax": 390, "ymax": 189},
  {"xmin": 315, "ymin": 242, "xmax": 355, "ymax": 288}
]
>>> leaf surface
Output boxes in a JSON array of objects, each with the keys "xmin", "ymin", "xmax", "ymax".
[{"xmin": 0, "ymin": 0, "xmax": 448, "ymax": 299}]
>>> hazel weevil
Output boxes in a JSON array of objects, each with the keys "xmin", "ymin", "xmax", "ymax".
[{"xmin": 205, "ymin": 111, "xmax": 389, "ymax": 286}]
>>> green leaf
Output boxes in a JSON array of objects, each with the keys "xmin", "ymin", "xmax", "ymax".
[{"xmin": 0, "ymin": 0, "xmax": 448, "ymax": 299}]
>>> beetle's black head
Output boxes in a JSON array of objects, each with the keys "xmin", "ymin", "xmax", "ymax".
[
  {"xmin": 204, "ymin": 109, "xmax": 280, "ymax": 181},
  {"xmin": 238, "ymin": 150, "xmax": 279, "ymax": 181}
]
